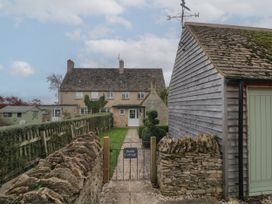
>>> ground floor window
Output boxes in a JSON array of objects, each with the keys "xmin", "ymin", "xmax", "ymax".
[
  {"xmin": 17, "ymin": 112, "xmax": 22, "ymax": 118},
  {"xmin": 80, "ymin": 107, "xmax": 88, "ymax": 115},
  {"xmin": 53, "ymin": 108, "xmax": 61, "ymax": 117},
  {"xmin": 3, "ymin": 112, "xmax": 12, "ymax": 117},
  {"xmin": 119, "ymin": 109, "xmax": 125, "ymax": 115}
]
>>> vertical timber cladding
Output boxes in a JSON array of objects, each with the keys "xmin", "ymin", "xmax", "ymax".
[
  {"xmin": 168, "ymin": 27, "xmax": 225, "ymax": 138},
  {"xmin": 248, "ymin": 87, "xmax": 272, "ymax": 196}
]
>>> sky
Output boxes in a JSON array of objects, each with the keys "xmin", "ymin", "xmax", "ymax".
[{"xmin": 0, "ymin": 0, "xmax": 272, "ymax": 103}]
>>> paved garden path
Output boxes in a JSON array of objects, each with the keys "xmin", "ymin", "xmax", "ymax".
[{"xmin": 100, "ymin": 128, "xmax": 219, "ymax": 204}]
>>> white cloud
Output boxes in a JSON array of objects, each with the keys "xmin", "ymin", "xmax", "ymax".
[
  {"xmin": 0, "ymin": 64, "xmax": 3, "ymax": 70},
  {"xmin": 150, "ymin": 0, "xmax": 272, "ymax": 27},
  {"xmin": 66, "ymin": 30, "xmax": 82, "ymax": 41},
  {"xmin": 10, "ymin": 61, "xmax": 35, "ymax": 77},
  {"xmin": 83, "ymin": 34, "xmax": 178, "ymax": 85},
  {"xmin": 0, "ymin": 0, "xmax": 124, "ymax": 26},
  {"xmin": 88, "ymin": 25, "xmax": 113, "ymax": 40},
  {"xmin": 106, "ymin": 16, "xmax": 132, "ymax": 29},
  {"xmin": 117, "ymin": 0, "xmax": 146, "ymax": 7}
]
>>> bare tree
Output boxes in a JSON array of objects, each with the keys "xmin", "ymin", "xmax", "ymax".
[{"xmin": 47, "ymin": 74, "xmax": 63, "ymax": 104}]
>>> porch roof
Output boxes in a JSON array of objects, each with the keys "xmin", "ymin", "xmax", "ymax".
[{"xmin": 112, "ymin": 104, "xmax": 144, "ymax": 108}]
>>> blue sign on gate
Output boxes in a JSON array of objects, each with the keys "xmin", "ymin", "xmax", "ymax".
[{"xmin": 123, "ymin": 147, "xmax": 138, "ymax": 159}]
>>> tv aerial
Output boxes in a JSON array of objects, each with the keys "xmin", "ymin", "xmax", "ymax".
[{"xmin": 167, "ymin": 0, "xmax": 199, "ymax": 30}]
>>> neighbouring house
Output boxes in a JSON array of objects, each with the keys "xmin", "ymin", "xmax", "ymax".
[
  {"xmin": 59, "ymin": 59, "xmax": 167, "ymax": 127},
  {"xmin": 39, "ymin": 104, "xmax": 79, "ymax": 122},
  {"xmin": 0, "ymin": 105, "xmax": 45, "ymax": 125},
  {"xmin": 169, "ymin": 22, "xmax": 272, "ymax": 198}
]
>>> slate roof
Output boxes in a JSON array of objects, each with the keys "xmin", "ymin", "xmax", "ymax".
[
  {"xmin": 60, "ymin": 68, "xmax": 165, "ymax": 92},
  {"xmin": 186, "ymin": 22, "xmax": 272, "ymax": 80}
]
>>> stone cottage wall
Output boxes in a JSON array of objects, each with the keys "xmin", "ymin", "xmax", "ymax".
[
  {"xmin": 0, "ymin": 132, "xmax": 103, "ymax": 204},
  {"xmin": 157, "ymin": 134, "xmax": 223, "ymax": 198}
]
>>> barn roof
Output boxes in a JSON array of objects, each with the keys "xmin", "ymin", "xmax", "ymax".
[
  {"xmin": 60, "ymin": 68, "xmax": 165, "ymax": 92},
  {"xmin": 186, "ymin": 22, "xmax": 272, "ymax": 80}
]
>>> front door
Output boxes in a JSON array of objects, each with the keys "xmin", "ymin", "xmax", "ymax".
[
  {"xmin": 248, "ymin": 88, "xmax": 272, "ymax": 196},
  {"xmin": 128, "ymin": 109, "xmax": 139, "ymax": 127},
  {"xmin": 52, "ymin": 108, "xmax": 61, "ymax": 121}
]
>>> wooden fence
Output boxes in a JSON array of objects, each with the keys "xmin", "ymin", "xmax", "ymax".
[{"xmin": 0, "ymin": 113, "xmax": 112, "ymax": 185}]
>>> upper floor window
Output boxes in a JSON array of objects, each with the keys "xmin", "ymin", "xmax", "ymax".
[
  {"xmin": 106, "ymin": 91, "xmax": 113, "ymax": 99},
  {"xmin": 3, "ymin": 112, "xmax": 12, "ymax": 118},
  {"xmin": 91, "ymin": 92, "xmax": 99, "ymax": 99},
  {"xmin": 75, "ymin": 92, "xmax": 83, "ymax": 99},
  {"xmin": 138, "ymin": 92, "xmax": 145, "ymax": 99},
  {"xmin": 122, "ymin": 92, "xmax": 129, "ymax": 100}
]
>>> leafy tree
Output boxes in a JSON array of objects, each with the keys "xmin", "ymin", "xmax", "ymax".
[
  {"xmin": 160, "ymin": 87, "xmax": 169, "ymax": 106},
  {"xmin": 84, "ymin": 95, "xmax": 108, "ymax": 114},
  {"xmin": 1, "ymin": 96, "xmax": 28, "ymax": 105},
  {"xmin": 46, "ymin": 74, "xmax": 63, "ymax": 104},
  {"xmin": 30, "ymin": 98, "xmax": 42, "ymax": 105}
]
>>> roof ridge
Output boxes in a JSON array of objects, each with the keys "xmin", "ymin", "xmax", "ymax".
[
  {"xmin": 185, "ymin": 21, "xmax": 272, "ymax": 32},
  {"xmin": 73, "ymin": 68, "xmax": 163, "ymax": 70}
]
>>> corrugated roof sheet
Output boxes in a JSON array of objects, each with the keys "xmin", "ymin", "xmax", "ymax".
[{"xmin": 186, "ymin": 22, "xmax": 272, "ymax": 80}]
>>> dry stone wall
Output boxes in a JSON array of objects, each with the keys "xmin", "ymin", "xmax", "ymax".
[
  {"xmin": 0, "ymin": 132, "xmax": 103, "ymax": 204},
  {"xmin": 157, "ymin": 134, "xmax": 223, "ymax": 199}
]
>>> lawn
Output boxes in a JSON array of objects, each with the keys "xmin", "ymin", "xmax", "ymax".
[{"xmin": 99, "ymin": 128, "xmax": 128, "ymax": 178}]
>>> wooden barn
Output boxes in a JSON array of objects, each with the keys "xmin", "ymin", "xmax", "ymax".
[{"xmin": 168, "ymin": 22, "xmax": 272, "ymax": 198}]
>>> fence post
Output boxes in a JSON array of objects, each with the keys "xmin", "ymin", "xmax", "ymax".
[
  {"xmin": 41, "ymin": 130, "xmax": 48, "ymax": 156},
  {"xmin": 103, "ymin": 136, "xmax": 110, "ymax": 184},
  {"xmin": 71, "ymin": 124, "xmax": 75, "ymax": 138},
  {"xmin": 150, "ymin": 136, "xmax": 157, "ymax": 186}
]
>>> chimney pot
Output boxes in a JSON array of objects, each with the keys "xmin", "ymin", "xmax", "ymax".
[
  {"xmin": 119, "ymin": 59, "xmax": 124, "ymax": 74},
  {"xmin": 67, "ymin": 59, "xmax": 74, "ymax": 73}
]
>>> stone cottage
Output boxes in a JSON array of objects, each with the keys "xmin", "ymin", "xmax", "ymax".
[{"xmin": 59, "ymin": 59, "xmax": 168, "ymax": 127}]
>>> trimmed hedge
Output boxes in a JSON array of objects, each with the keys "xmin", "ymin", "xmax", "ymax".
[{"xmin": 0, "ymin": 113, "xmax": 112, "ymax": 184}]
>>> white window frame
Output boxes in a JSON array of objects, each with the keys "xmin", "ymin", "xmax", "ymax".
[
  {"xmin": 106, "ymin": 91, "xmax": 113, "ymax": 99},
  {"xmin": 3, "ymin": 112, "xmax": 12, "ymax": 118},
  {"xmin": 91, "ymin": 92, "xmax": 99, "ymax": 99},
  {"xmin": 122, "ymin": 92, "xmax": 129, "ymax": 100},
  {"xmin": 119, "ymin": 109, "xmax": 125, "ymax": 115},
  {"xmin": 75, "ymin": 92, "xmax": 83, "ymax": 99},
  {"xmin": 53, "ymin": 108, "xmax": 61, "ymax": 117},
  {"xmin": 80, "ymin": 107, "xmax": 88, "ymax": 115},
  {"xmin": 138, "ymin": 92, "xmax": 145, "ymax": 99}
]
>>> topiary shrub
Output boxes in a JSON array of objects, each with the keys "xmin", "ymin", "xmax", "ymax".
[
  {"xmin": 157, "ymin": 125, "xmax": 168, "ymax": 133},
  {"xmin": 142, "ymin": 110, "xmax": 166, "ymax": 148},
  {"xmin": 137, "ymin": 126, "xmax": 144, "ymax": 138}
]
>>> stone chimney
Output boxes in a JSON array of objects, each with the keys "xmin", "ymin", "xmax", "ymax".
[
  {"xmin": 67, "ymin": 59, "xmax": 74, "ymax": 73},
  {"xmin": 119, "ymin": 59, "xmax": 124, "ymax": 74}
]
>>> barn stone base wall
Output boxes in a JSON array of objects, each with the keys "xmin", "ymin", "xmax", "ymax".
[
  {"xmin": 157, "ymin": 134, "xmax": 223, "ymax": 198},
  {"xmin": 0, "ymin": 132, "xmax": 103, "ymax": 204}
]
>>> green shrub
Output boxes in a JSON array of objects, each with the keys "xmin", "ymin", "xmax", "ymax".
[
  {"xmin": 157, "ymin": 125, "xmax": 168, "ymax": 133},
  {"xmin": 142, "ymin": 110, "xmax": 166, "ymax": 148},
  {"xmin": 137, "ymin": 126, "xmax": 144, "ymax": 138}
]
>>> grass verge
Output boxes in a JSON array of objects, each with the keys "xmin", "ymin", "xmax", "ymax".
[{"xmin": 99, "ymin": 128, "xmax": 128, "ymax": 178}]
